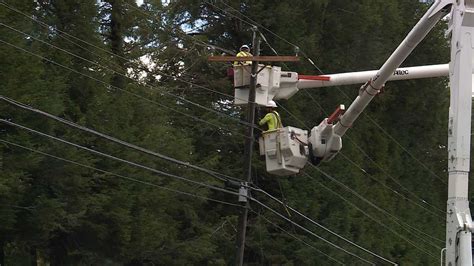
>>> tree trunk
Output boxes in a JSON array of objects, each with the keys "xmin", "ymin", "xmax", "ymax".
[
  {"xmin": 29, "ymin": 247, "xmax": 37, "ymax": 266},
  {"xmin": 0, "ymin": 239, "xmax": 4, "ymax": 266},
  {"xmin": 109, "ymin": 0, "xmax": 126, "ymax": 89}
]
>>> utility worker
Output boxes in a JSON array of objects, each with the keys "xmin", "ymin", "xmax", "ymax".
[
  {"xmin": 259, "ymin": 100, "xmax": 283, "ymax": 132},
  {"xmin": 233, "ymin": 44, "xmax": 252, "ymax": 66}
]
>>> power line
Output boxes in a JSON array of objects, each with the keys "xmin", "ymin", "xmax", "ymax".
[
  {"xmin": 209, "ymin": 0, "xmax": 325, "ymax": 74},
  {"xmin": 186, "ymin": 3, "xmax": 448, "ymax": 258},
  {"xmin": 0, "ymin": 38, "xmax": 248, "ymax": 140},
  {"xmin": 121, "ymin": 2, "xmax": 276, "ymax": 108},
  {"xmin": 363, "ymin": 113, "xmax": 447, "ymax": 183},
  {"xmin": 240, "ymin": 9, "xmax": 445, "ymax": 217},
  {"xmin": 0, "ymin": 95, "xmax": 363, "ymax": 262},
  {"xmin": 261, "ymin": 19, "xmax": 444, "ymax": 212},
  {"xmin": 0, "ymin": 1, "xmax": 257, "ymax": 131},
  {"xmin": 0, "ymin": 22, "xmax": 258, "ymax": 132},
  {"xmin": 0, "ymin": 139, "xmax": 242, "ymax": 208},
  {"xmin": 0, "ymin": 119, "xmax": 239, "ymax": 197},
  {"xmin": 277, "ymin": 94, "xmax": 445, "ymax": 219},
  {"xmin": 307, "ymin": 165, "xmax": 444, "ymax": 246},
  {"xmin": 249, "ymin": 208, "xmax": 345, "ymax": 265},
  {"xmin": 50, "ymin": 0, "xmax": 321, "ymax": 140},
  {"xmin": 339, "ymin": 148, "xmax": 445, "ymax": 216},
  {"xmin": 271, "ymin": 92, "xmax": 445, "ymax": 218},
  {"xmin": 257, "ymin": 28, "xmax": 445, "ymax": 238},
  {"xmin": 1, "ymin": 0, "xmax": 442, "ymax": 260},
  {"xmin": 211, "ymin": 0, "xmax": 447, "ymax": 190},
  {"xmin": 302, "ymin": 170, "xmax": 440, "ymax": 259},
  {"xmin": 0, "ymin": 95, "xmax": 241, "ymax": 183},
  {"xmin": 252, "ymin": 187, "xmax": 397, "ymax": 265},
  {"xmin": 249, "ymin": 197, "xmax": 375, "ymax": 265}
]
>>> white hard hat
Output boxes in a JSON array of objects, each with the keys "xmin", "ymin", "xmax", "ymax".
[
  {"xmin": 240, "ymin": 44, "xmax": 250, "ymax": 51},
  {"xmin": 267, "ymin": 100, "xmax": 277, "ymax": 108}
]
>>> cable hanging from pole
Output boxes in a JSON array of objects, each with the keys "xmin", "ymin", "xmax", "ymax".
[
  {"xmin": 0, "ymin": 95, "xmax": 241, "ymax": 183},
  {"xmin": 0, "ymin": 38, "xmax": 249, "ymax": 141},
  {"xmin": 209, "ymin": 0, "xmax": 447, "ymax": 186},
  {"xmin": 249, "ymin": 197, "xmax": 376, "ymax": 265},
  {"xmin": 0, "ymin": 22, "xmax": 259, "ymax": 131},
  {"xmin": 303, "ymin": 170, "xmax": 440, "ymax": 258},
  {"xmin": 253, "ymin": 31, "xmax": 445, "ymax": 217},
  {"xmin": 0, "ymin": 119, "xmax": 239, "ymax": 197},
  {"xmin": 0, "ymin": 95, "xmax": 404, "ymax": 260},
  {"xmin": 0, "ymin": 139, "xmax": 243, "ymax": 208},
  {"xmin": 255, "ymin": 17, "xmax": 446, "ymax": 217},
  {"xmin": 249, "ymin": 208, "xmax": 345, "ymax": 265},
  {"xmin": 307, "ymin": 165, "xmax": 444, "ymax": 246},
  {"xmin": 252, "ymin": 187, "xmax": 398, "ymax": 265}
]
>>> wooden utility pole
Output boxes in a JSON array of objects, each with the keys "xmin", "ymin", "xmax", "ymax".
[
  {"xmin": 234, "ymin": 26, "xmax": 260, "ymax": 266},
  {"xmin": 207, "ymin": 29, "xmax": 298, "ymax": 266}
]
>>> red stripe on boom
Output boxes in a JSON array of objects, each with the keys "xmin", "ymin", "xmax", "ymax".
[{"xmin": 298, "ymin": 75, "xmax": 330, "ymax": 81}]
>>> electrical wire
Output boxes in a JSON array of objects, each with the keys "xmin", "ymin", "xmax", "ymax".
[
  {"xmin": 0, "ymin": 119, "xmax": 239, "ymax": 197},
  {"xmin": 209, "ymin": 0, "xmax": 447, "ymax": 196},
  {"xmin": 363, "ymin": 113, "xmax": 447, "ymax": 183},
  {"xmin": 257, "ymin": 31, "xmax": 280, "ymax": 58},
  {"xmin": 268, "ymin": 31, "xmax": 444, "ymax": 217},
  {"xmin": 339, "ymin": 149, "xmax": 445, "ymax": 216},
  {"xmin": 254, "ymin": 29, "xmax": 446, "ymax": 250},
  {"xmin": 252, "ymin": 187, "xmax": 397, "ymax": 265},
  {"xmin": 0, "ymin": 38, "xmax": 247, "ymax": 140},
  {"xmin": 0, "ymin": 2, "xmax": 257, "ymax": 131},
  {"xmin": 0, "ymin": 1, "xmax": 444, "ymax": 260},
  {"xmin": 219, "ymin": 3, "xmax": 445, "ymax": 215},
  {"xmin": 208, "ymin": 0, "xmax": 325, "ymax": 74},
  {"xmin": 0, "ymin": 139, "xmax": 242, "ymax": 208},
  {"xmin": 304, "ymin": 173, "xmax": 437, "ymax": 259},
  {"xmin": 302, "ymin": 171, "xmax": 439, "ymax": 260},
  {"xmin": 248, "ymin": 208, "xmax": 345, "ymax": 265},
  {"xmin": 179, "ymin": 5, "xmax": 447, "ymax": 257},
  {"xmin": 307, "ymin": 165, "xmax": 444, "ymax": 246},
  {"xmin": 0, "ymin": 22, "xmax": 259, "ymax": 132},
  {"xmin": 112, "ymin": 2, "xmax": 278, "ymax": 108},
  {"xmin": 249, "ymin": 197, "xmax": 375, "ymax": 265},
  {"xmin": 0, "ymin": 95, "xmax": 241, "ymax": 183}
]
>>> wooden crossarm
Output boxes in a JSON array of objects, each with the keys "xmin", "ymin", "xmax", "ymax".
[{"xmin": 208, "ymin": 56, "xmax": 299, "ymax": 62}]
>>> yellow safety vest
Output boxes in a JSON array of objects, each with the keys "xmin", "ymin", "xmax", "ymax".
[
  {"xmin": 259, "ymin": 111, "xmax": 282, "ymax": 132},
  {"xmin": 234, "ymin": 51, "xmax": 252, "ymax": 66}
]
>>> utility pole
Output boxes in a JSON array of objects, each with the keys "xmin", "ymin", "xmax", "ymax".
[
  {"xmin": 235, "ymin": 26, "xmax": 260, "ymax": 266},
  {"xmin": 207, "ymin": 28, "xmax": 298, "ymax": 266}
]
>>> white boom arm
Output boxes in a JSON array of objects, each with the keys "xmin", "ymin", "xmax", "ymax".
[
  {"xmin": 308, "ymin": 1, "xmax": 474, "ymax": 265},
  {"xmin": 297, "ymin": 64, "xmax": 449, "ymax": 89},
  {"xmin": 333, "ymin": 1, "xmax": 452, "ymax": 137},
  {"xmin": 250, "ymin": 0, "xmax": 474, "ymax": 264},
  {"xmin": 307, "ymin": 0, "xmax": 452, "ymax": 164}
]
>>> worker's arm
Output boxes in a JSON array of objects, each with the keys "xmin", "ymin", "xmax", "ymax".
[
  {"xmin": 234, "ymin": 52, "xmax": 245, "ymax": 65},
  {"xmin": 259, "ymin": 113, "xmax": 272, "ymax": 126}
]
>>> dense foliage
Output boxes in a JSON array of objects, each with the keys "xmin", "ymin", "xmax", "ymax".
[{"xmin": 0, "ymin": 0, "xmax": 457, "ymax": 265}]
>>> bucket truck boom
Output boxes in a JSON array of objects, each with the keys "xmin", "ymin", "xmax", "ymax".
[
  {"xmin": 245, "ymin": 0, "xmax": 451, "ymax": 174},
  {"xmin": 234, "ymin": 0, "xmax": 474, "ymax": 264},
  {"xmin": 310, "ymin": 1, "xmax": 452, "ymax": 163},
  {"xmin": 445, "ymin": 0, "xmax": 474, "ymax": 264}
]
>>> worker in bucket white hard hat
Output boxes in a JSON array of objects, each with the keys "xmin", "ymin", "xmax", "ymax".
[
  {"xmin": 259, "ymin": 100, "xmax": 282, "ymax": 132},
  {"xmin": 234, "ymin": 44, "xmax": 252, "ymax": 66}
]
